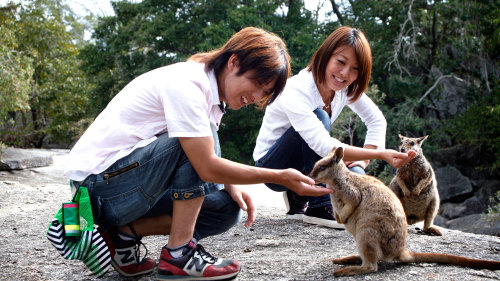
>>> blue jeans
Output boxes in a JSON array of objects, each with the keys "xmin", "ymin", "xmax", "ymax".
[
  {"xmin": 255, "ymin": 108, "xmax": 365, "ymax": 208},
  {"xmin": 78, "ymin": 126, "xmax": 241, "ymax": 241}
]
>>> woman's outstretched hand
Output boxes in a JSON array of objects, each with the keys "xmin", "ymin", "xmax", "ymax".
[{"xmin": 383, "ymin": 149, "xmax": 417, "ymax": 168}]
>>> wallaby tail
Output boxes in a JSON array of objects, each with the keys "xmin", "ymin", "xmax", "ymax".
[{"xmin": 402, "ymin": 251, "xmax": 500, "ymax": 270}]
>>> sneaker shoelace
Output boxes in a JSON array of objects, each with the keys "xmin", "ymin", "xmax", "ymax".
[
  {"xmin": 132, "ymin": 238, "xmax": 149, "ymax": 264},
  {"xmin": 195, "ymin": 244, "xmax": 216, "ymax": 264}
]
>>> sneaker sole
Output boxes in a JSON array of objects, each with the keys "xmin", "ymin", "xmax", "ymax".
[
  {"xmin": 283, "ymin": 192, "xmax": 306, "ymax": 220},
  {"xmin": 283, "ymin": 191, "xmax": 291, "ymax": 212},
  {"xmin": 111, "ymin": 259, "xmax": 155, "ymax": 277},
  {"xmin": 286, "ymin": 213, "xmax": 304, "ymax": 220},
  {"xmin": 157, "ymin": 271, "xmax": 239, "ymax": 280},
  {"xmin": 302, "ymin": 216, "xmax": 345, "ymax": 229}
]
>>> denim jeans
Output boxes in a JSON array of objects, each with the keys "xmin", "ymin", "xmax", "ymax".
[
  {"xmin": 78, "ymin": 126, "xmax": 241, "ymax": 241},
  {"xmin": 255, "ymin": 108, "xmax": 365, "ymax": 208}
]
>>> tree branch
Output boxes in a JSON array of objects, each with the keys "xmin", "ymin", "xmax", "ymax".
[
  {"xmin": 418, "ymin": 74, "xmax": 465, "ymax": 103},
  {"xmin": 385, "ymin": 0, "xmax": 416, "ymax": 78},
  {"xmin": 329, "ymin": 0, "xmax": 343, "ymax": 25}
]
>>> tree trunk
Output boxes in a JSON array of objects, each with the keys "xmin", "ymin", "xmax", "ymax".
[{"xmin": 329, "ymin": 0, "xmax": 344, "ymax": 25}]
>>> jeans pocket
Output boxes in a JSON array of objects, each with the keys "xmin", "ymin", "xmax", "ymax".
[{"xmin": 100, "ymin": 185, "xmax": 151, "ymax": 226}]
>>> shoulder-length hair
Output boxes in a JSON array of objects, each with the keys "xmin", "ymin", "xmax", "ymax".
[
  {"xmin": 189, "ymin": 27, "xmax": 291, "ymax": 107},
  {"xmin": 307, "ymin": 26, "xmax": 372, "ymax": 102}
]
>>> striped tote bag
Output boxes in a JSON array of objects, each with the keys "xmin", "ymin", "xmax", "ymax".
[{"xmin": 46, "ymin": 186, "xmax": 111, "ymax": 277}]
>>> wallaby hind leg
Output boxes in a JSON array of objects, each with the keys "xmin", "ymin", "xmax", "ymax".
[
  {"xmin": 332, "ymin": 255, "xmax": 362, "ymax": 265},
  {"xmin": 334, "ymin": 243, "xmax": 378, "ymax": 276},
  {"xmin": 422, "ymin": 201, "xmax": 442, "ymax": 236}
]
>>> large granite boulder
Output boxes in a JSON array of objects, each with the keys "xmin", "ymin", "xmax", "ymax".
[
  {"xmin": 445, "ymin": 213, "xmax": 500, "ymax": 236},
  {"xmin": 435, "ymin": 166, "xmax": 473, "ymax": 202},
  {"xmin": 0, "ymin": 147, "xmax": 53, "ymax": 170}
]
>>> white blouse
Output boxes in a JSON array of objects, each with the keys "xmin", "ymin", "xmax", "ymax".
[{"xmin": 253, "ymin": 68, "xmax": 387, "ymax": 161}]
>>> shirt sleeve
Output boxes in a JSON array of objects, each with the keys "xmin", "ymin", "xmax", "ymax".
[
  {"xmin": 160, "ymin": 78, "xmax": 212, "ymax": 138},
  {"xmin": 280, "ymin": 87, "xmax": 346, "ymax": 158},
  {"xmin": 348, "ymin": 93, "xmax": 387, "ymax": 149}
]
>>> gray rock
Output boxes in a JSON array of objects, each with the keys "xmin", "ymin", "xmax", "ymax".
[
  {"xmin": 440, "ymin": 202, "xmax": 465, "ymax": 219},
  {"xmin": 475, "ymin": 180, "xmax": 500, "ymax": 208},
  {"xmin": 0, "ymin": 147, "xmax": 53, "ymax": 170},
  {"xmin": 446, "ymin": 214, "xmax": 500, "ymax": 236},
  {"xmin": 431, "ymin": 66, "xmax": 468, "ymax": 118},
  {"xmin": 436, "ymin": 166, "xmax": 473, "ymax": 201},
  {"xmin": 441, "ymin": 197, "xmax": 489, "ymax": 220},
  {"xmin": 1, "ymin": 181, "xmax": 500, "ymax": 281},
  {"xmin": 433, "ymin": 214, "xmax": 448, "ymax": 227},
  {"xmin": 1, "ymin": 149, "xmax": 500, "ymax": 280},
  {"xmin": 462, "ymin": 196, "xmax": 487, "ymax": 215}
]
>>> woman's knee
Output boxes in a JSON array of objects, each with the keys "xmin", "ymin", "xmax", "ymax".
[
  {"xmin": 349, "ymin": 165, "xmax": 366, "ymax": 175},
  {"xmin": 313, "ymin": 108, "xmax": 331, "ymax": 131}
]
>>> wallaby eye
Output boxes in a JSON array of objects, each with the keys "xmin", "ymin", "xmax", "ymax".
[
  {"xmin": 318, "ymin": 166, "xmax": 326, "ymax": 171},
  {"xmin": 409, "ymin": 141, "xmax": 415, "ymax": 146}
]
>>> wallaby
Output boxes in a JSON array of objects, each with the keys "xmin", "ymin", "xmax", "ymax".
[
  {"xmin": 309, "ymin": 147, "xmax": 500, "ymax": 277},
  {"xmin": 389, "ymin": 134, "xmax": 441, "ymax": 236}
]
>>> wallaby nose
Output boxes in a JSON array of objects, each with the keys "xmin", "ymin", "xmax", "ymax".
[{"xmin": 400, "ymin": 147, "xmax": 406, "ymax": 153}]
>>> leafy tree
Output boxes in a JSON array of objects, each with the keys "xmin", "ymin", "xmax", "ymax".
[
  {"xmin": 326, "ymin": 0, "xmax": 499, "ymax": 175},
  {"xmin": 0, "ymin": 0, "xmax": 91, "ymax": 147},
  {"xmin": 0, "ymin": 4, "xmax": 33, "ymax": 128},
  {"xmin": 79, "ymin": 0, "xmax": 325, "ymax": 163}
]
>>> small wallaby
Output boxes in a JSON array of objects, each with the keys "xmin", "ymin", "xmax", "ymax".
[
  {"xmin": 389, "ymin": 134, "xmax": 441, "ymax": 236},
  {"xmin": 309, "ymin": 147, "xmax": 500, "ymax": 277}
]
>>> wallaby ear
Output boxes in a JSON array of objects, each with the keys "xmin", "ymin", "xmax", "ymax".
[
  {"xmin": 333, "ymin": 147, "xmax": 344, "ymax": 163},
  {"xmin": 418, "ymin": 135, "xmax": 428, "ymax": 144},
  {"xmin": 327, "ymin": 147, "xmax": 336, "ymax": 157},
  {"xmin": 398, "ymin": 134, "xmax": 404, "ymax": 140}
]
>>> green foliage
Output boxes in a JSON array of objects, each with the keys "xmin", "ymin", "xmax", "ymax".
[
  {"xmin": 1, "ymin": 0, "xmax": 499, "ymax": 178},
  {"xmin": 0, "ymin": 4, "xmax": 33, "ymax": 122},
  {"xmin": 219, "ymin": 106, "xmax": 264, "ymax": 164},
  {"xmin": 0, "ymin": 141, "xmax": 6, "ymax": 161},
  {"xmin": 487, "ymin": 191, "xmax": 500, "ymax": 223},
  {"xmin": 79, "ymin": 0, "xmax": 323, "ymax": 162},
  {"xmin": 331, "ymin": 84, "xmax": 386, "ymax": 147},
  {"xmin": 0, "ymin": 0, "xmax": 91, "ymax": 147},
  {"xmin": 447, "ymin": 87, "xmax": 500, "ymax": 174}
]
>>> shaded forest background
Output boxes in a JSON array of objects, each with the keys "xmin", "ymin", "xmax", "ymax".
[{"xmin": 1, "ymin": 0, "xmax": 499, "ymax": 182}]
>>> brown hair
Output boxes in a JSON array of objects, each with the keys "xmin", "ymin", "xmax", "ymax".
[
  {"xmin": 307, "ymin": 26, "xmax": 372, "ymax": 102},
  {"xmin": 189, "ymin": 27, "xmax": 291, "ymax": 106}
]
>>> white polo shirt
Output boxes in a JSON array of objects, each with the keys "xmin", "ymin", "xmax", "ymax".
[
  {"xmin": 253, "ymin": 68, "xmax": 387, "ymax": 161},
  {"xmin": 64, "ymin": 61, "xmax": 224, "ymax": 181}
]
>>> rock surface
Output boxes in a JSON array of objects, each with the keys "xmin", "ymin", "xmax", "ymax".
[
  {"xmin": 0, "ymin": 150, "xmax": 500, "ymax": 280},
  {"xmin": 435, "ymin": 166, "xmax": 474, "ymax": 202},
  {"xmin": 0, "ymin": 147, "xmax": 54, "ymax": 170}
]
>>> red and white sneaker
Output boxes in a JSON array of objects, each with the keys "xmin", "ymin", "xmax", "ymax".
[
  {"xmin": 98, "ymin": 226, "xmax": 156, "ymax": 277},
  {"xmin": 157, "ymin": 239, "xmax": 241, "ymax": 280}
]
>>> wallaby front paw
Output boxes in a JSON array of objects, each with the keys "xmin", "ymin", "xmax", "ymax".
[{"xmin": 334, "ymin": 211, "xmax": 345, "ymax": 224}]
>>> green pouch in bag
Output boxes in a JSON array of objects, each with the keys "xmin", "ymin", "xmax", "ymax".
[
  {"xmin": 62, "ymin": 202, "xmax": 80, "ymax": 237},
  {"xmin": 46, "ymin": 186, "xmax": 111, "ymax": 277}
]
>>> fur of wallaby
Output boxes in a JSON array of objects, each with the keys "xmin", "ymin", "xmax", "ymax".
[
  {"xmin": 309, "ymin": 147, "xmax": 500, "ymax": 277},
  {"xmin": 389, "ymin": 134, "xmax": 441, "ymax": 236}
]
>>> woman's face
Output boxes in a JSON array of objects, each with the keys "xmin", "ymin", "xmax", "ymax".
[
  {"xmin": 220, "ymin": 57, "xmax": 276, "ymax": 110},
  {"xmin": 323, "ymin": 46, "xmax": 359, "ymax": 92}
]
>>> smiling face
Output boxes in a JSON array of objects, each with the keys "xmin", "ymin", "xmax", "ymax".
[
  {"xmin": 320, "ymin": 46, "xmax": 359, "ymax": 93},
  {"xmin": 219, "ymin": 55, "xmax": 277, "ymax": 110}
]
